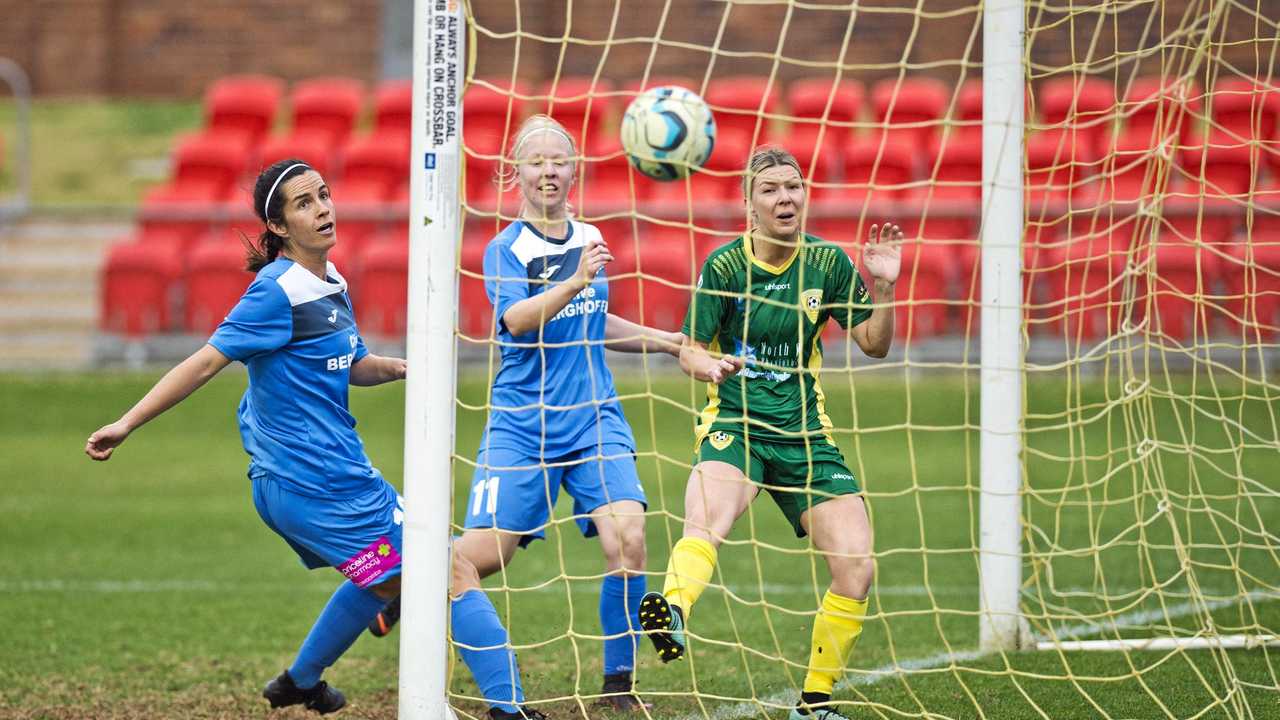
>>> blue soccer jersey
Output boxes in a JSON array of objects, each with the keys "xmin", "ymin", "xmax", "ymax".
[
  {"xmin": 482, "ymin": 220, "xmax": 635, "ymax": 457},
  {"xmin": 209, "ymin": 258, "xmax": 377, "ymax": 498}
]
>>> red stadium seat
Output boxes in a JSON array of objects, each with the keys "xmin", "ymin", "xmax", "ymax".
[
  {"xmin": 355, "ymin": 240, "xmax": 409, "ymax": 338},
  {"xmin": 706, "ymin": 75, "xmax": 782, "ymax": 148},
  {"xmin": 580, "ymin": 135, "xmax": 639, "ymax": 215},
  {"xmin": 870, "ymin": 76, "xmax": 949, "ymax": 148},
  {"xmin": 1207, "ymin": 77, "xmax": 1280, "ymax": 142},
  {"xmin": 288, "ymin": 77, "xmax": 366, "ymax": 152},
  {"xmin": 803, "ymin": 135, "xmax": 916, "ymax": 245},
  {"xmin": 458, "ymin": 232, "xmax": 493, "ymax": 340},
  {"xmin": 257, "ymin": 131, "xmax": 334, "ymax": 177},
  {"xmin": 1120, "ymin": 76, "xmax": 1202, "ymax": 146},
  {"xmin": 162, "ymin": 132, "xmax": 254, "ymax": 200},
  {"xmin": 829, "ymin": 134, "xmax": 915, "ymax": 204},
  {"xmin": 1223, "ymin": 230, "xmax": 1280, "ymax": 339},
  {"xmin": 464, "ymin": 78, "xmax": 530, "ymax": 159},
  {"xmin": 608, "ymin": 224, "xmax": 698, "ymax": 331},
  {"xmin": 624, "ymin": 76, "xmax": 699, "ymax": 99},
  {"xmin": 1036, "ymin": 75, "xmax": 1117, "ymax": 155},
  {"xmin": 1072, "ymin": 131, "xmax": 1160, "ymax": 210},
  {"xmin": 373, "ymin": 79, "xmax": 413, "ymax": 142},
  {"xmin": 537, "ymin": 77, "xmax": 615, "ymax": 148},
  {"xmin": 204, "ymin": 75, "xmax": 284, "ymax": 148},
  {"xmin": 895, "ymin": 240, "xmax": 956, "ymax": 342},
  {"xmin": 137, "ymin": 188, "xmax": 223, "ymax": 255},
  {"xmin": 786, "ymin": 78, "xmax": 864, "ymax": 149},
  {"xmin": 184, "ymin": 237, "xmax": 252, "ymax": 334},
  {"xmin": 1145, "ymin": 237, "xmax": 1223, "ymax": 341},
  {"xmin": 905, "ymin": 134, "xmax": 982, "ymax": 242},
  {"xmin": 786, "ymin": 131, "xmax": 839, "ymax": 192},
  {"xmin": 100, "ymin": 240, "xmax": 183, "ymax": 336},
  {"xmin": 955, "ymin": 77, "xmax": 984, "ymax": 142},
  {"xmin": 335, "ymin": 134, "xmax": 410, "ymax": 200},
  {"xmin": 1042, "ymin": 227, "xmax": 1134, "ymax": 340},
  {"xmin": 1177, "ymin": 137, "xmax": 1257, "ymax": 197},
  {"xmin": 1025, "ymin": 129, "xmax": 1102, "ymax": 221}
]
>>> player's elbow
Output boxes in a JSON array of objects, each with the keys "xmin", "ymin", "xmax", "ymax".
[
  {"xmin": 862, "ymin": 343, "xmax": 890, "ymax": 359},
  {"xmin": 502, "ymin": 309, "xmax": 536, "ymax": 337}
]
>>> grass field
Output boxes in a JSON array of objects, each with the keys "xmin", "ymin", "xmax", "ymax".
[
  {"xmin": 1, "ymin": 366, "xmax": 1277, "ymax": 720},
  {"xmin": 0, "ymin": 100, "xmax": 202, "ymax": 207}
]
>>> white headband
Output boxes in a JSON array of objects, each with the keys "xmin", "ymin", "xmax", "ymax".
[
  {"xmin": 264, "ymin": 163, "xmax": 311, "ymax": 220},
  {"xmin": 513, "ymin": 126, "xmax": 577, "ymax": 159}
]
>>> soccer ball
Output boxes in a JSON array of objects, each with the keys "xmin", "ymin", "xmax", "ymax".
[{"xmin": 620, "ymin": 86, "xmax": 716, "ymax": 181}]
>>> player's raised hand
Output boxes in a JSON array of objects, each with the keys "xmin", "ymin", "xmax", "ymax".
[
  {"xmin": 864, "ymin": 223, "xmax": 903, "ymax": 285},
  {"xmin": 85, "ymin": 420, "xmax": 131, "ymax": 461},
  {"xmin": 576, "ymin": 237, "xmax": 613, "ymax": 287},
  {"xmin": 706, "ymin": 355, "xmax": 745, "ymax": 384}
]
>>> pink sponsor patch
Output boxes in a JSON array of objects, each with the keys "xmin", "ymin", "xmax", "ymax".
[{"xmin": 338, "ymin": 536, "xmax": 402, "ymax": 588}]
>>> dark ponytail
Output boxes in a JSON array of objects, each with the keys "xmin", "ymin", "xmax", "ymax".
[{"xmin": 244, "ymin": 159, "xmax": 311, "ymax": 272}]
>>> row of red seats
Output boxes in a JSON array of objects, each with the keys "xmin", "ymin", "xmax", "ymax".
[
  {"xmin": 465, "ymin": 74, "xmax": 1280, "ymax": 154},
  {"xmin": 100, "ymin": 220, "xmax": 1280, "ymax": 344}
]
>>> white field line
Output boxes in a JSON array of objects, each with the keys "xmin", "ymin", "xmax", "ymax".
[
  {"xmin": 0, "ymin": 579, "xmax": 958, "ymax": 598},
  {"xmin": 1, "ymin": 579, "xmax": 1249, "ymax": 600},
  {"xmin": 670, "ymin": 589, "xmax": 1280, "ymax": 720}
]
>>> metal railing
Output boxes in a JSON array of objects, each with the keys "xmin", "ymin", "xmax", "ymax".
[{"xmin": 0, "ymin": 57, "xmax": 32, "ymax": 222}]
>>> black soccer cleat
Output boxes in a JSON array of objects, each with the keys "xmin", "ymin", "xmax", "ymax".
[
  {"xmin": 263, "ymin": 670, "xmax": 347, "ymax": 715},
  {"xmin": 487, "ymin": 705, "xmax": 549, "ymax": 720},
  {"xmin": 638, "ymin": 591, "xmax": 687, "ymax": 663},
  {"xmin": 595, "ymin": 672, "xmax": 653, "ymax": 712},
  {"xmin": 369, "ymin": 595, "xmax": 401, "ymax": 637}
]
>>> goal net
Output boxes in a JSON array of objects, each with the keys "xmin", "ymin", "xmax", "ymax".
[{"xmin": 404, "ymin": 1, "xmax": 1280, "ymax": 718}]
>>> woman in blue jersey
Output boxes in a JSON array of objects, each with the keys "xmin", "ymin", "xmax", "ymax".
[
  {"xmin": 85, "ymin": 159, "xmax": 413, "ymax": 716},
  {"xmin": 477, "ymin": 113, "xmax": 682, "ymax": 712},
  {"xmin": 376, "ymin": 114, "xmax": 681, "ymax": 716}
]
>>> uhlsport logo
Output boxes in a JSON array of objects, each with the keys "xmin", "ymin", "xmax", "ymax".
[
  {"xmin": 708, "ymin": 431, "xmax": 734, "ymax": 450},
  {"xmin": 802, "ymin": 288, "xmax": 823, "ymax": 323}
]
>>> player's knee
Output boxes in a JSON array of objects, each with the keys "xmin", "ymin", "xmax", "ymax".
[
  {"xmin": 451, "ymin": 552, "xmax": 482, "ymax": 595},
  {"xmin": 617, "ymin": 521, "xmax": 647, "ymax": 574}
]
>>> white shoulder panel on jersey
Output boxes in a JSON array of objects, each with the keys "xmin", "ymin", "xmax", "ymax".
[
  {"xmin": 277, "ymin": 261, "xmax": 348, "ymax": 308},
  {"xmin": 509, "ymin": 220, "xmax": 589, "ymax": 266}
]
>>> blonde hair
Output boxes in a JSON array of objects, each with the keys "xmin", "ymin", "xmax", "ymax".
[
  {"xmin": 743, "ymin": 144, "xmax": 804, "ymax": 200},
  {"xmin": 495, "ymin": 114, "xmax": 579, "ymax": 191}
]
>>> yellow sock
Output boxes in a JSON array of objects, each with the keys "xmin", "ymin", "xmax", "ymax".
[
  {"xmin": 802, "ymin": 589, "xmax": 869, "ymax": 695},
  {"xmin": 661, "ymin": 536, "xmax": 718, "ymax": 616}
]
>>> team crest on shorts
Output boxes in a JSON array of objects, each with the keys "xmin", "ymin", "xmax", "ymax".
[
  {"xmin": 708, "ymin": 431, "xmax": 734, "ymax": 450},
  {"xmin": 802, "ymin": 288, "xmax": 823, "ymax": 323}
]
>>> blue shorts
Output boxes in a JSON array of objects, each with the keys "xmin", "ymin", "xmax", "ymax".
[
  {"xmin": 252, "ymin": 473, "xmax": 404, "ymax": 589},
  {"xmin": 463, "ymin": 443, "xmax": 647, "ymax": 547}
]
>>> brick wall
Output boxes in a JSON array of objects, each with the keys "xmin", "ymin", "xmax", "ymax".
[
  {"xmin": 0, "ymin": 1, "xmax": 1272, "ymax": 97},
  {"xmin": 0, "ymin": 0, "xmax": 382, "ymax": 97}
]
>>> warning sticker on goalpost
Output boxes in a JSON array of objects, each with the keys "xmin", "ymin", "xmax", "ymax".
[{"xmin": 420, "ymin": 0, "xmax": 462, "ymax": 231}]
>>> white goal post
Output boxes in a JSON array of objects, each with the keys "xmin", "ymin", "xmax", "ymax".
[
  {"xmin": 400, "ymin": 1, "xmax": 465, "ymax": 719},
  {"xmin": 978, "ymin": 0, "xmax": 1030, "ymax": 653}
]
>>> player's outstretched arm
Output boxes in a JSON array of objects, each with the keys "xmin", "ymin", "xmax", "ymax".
[
  {"xmin": 603, "ymin": 314, "xmax": 683, "ymax": 355},
  {"xmin": 350, "ymin": 354, "xmax": 407, "ymax": 386},
  {"xmin": 502, "ymin": 237, "xmax": 612, "ymax": 337},
  {"xmin": 678, "ymin": 335, "xmax": 744, "ymax": 384},
  {"xmin": 851, "ymin": 222, "xmax": 902, "ymax": 359},
  {"xmin": 85, "ymin": 343, "xmax": 232, "ymax": 461}
]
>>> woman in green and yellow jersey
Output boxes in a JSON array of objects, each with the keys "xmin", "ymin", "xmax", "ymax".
[{"xmin": 639, "ymin": 146, "xmax": 902, "ymax": 720}]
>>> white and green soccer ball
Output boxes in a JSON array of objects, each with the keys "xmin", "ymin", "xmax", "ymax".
[{"xmin": 620, "ymin": 85, "xmax": 716, "ymax": 181}]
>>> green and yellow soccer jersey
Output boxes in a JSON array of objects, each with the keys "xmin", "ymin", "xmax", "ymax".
[{"xmin": 682, "ymin": 233, "xmax": 874, "ymax": 444}]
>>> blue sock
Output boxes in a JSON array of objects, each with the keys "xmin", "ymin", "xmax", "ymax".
[
  {"xmin": 289, "ymin": 580, "xmax": 386, "ymax": 689},
  {"xmin": 600, "ymin": 574, "xmax": 646, "ymax": 676},
  {"xmin": 452, "ymin": 589, "xmax": 525, "ymax": 713}
]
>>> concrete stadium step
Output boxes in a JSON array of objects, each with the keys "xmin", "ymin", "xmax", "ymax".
[{"xmin": 0, "ymin": 218, "xmax": 131, "ymax": 368}]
